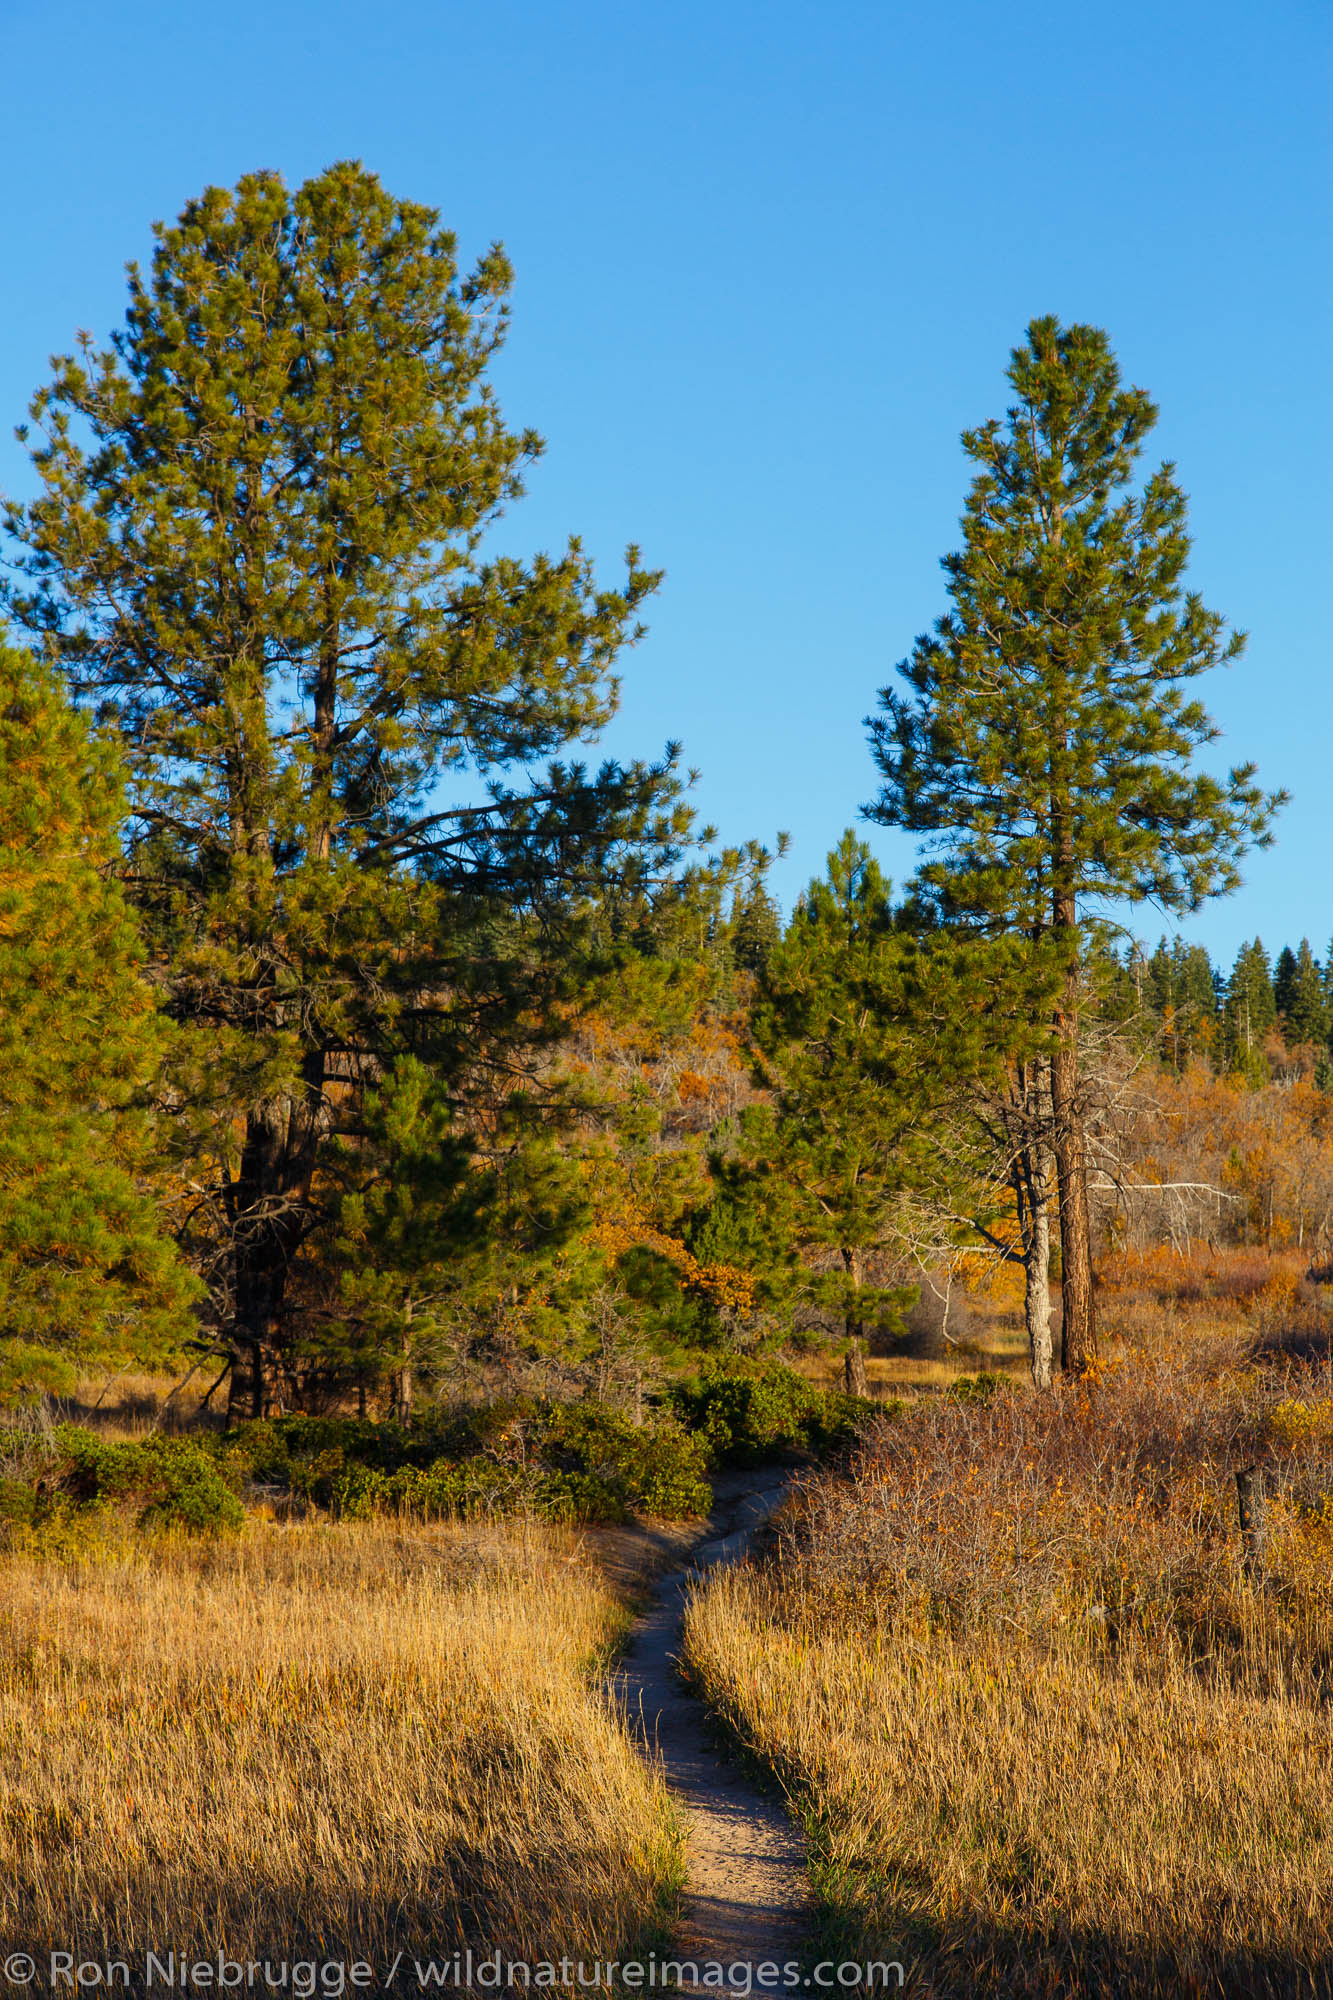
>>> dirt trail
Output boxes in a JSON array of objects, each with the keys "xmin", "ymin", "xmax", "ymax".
[{"xmin": 613, "ymin": 1472, "xmax": 808, "ymax": 1991}]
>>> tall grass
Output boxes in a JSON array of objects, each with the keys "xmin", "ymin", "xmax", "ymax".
[
  {"xmin": 683, "ymin": 1340, "xmax": 1333, "ymax": 1996},
  {"xmin": 685, "ymin": 1565, "xmax": 1333, "ymax": 1997},
  {"xmin": 0, "ymin": 1521, "xmax": 681, "ymax": 1972}
]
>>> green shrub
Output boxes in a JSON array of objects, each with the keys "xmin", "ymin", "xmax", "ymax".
[
  {"xmin": 945, "ymin": 1371, "xmax": 1009, "ymax": 1406},
  {"xmin": 329, "ymin": 1457, "xmax": 528, "ymax": 1521},
  {"xmin": 0, "ymin": 1475, "xmax": 37, "ymax": 1526},
  {"xmin": 55, "ymin": 1427, "xmax": 244, "ymax": 1533},
  {"xmin": 222, "ymin": 1399, "xmax": 710, "ymax": 1526},
  {"xmin": 672, "ymin": 1360, "xmax": 880, "ymax": 1466},
  {"xmin": 537, "ymin": 1403, "xmax": 711, "ymax": 1518}
]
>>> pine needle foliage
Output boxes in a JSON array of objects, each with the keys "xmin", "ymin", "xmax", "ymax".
[
  {"xmin": 0, "ymin": 638, "xmax": 198, "ymax": 1386},
  {"xmin": 3, "ymin": 163, "xmax": 687, "ymax": 1409},
  {"xmin": 866, "ymin": 316, "xmax": 1282, "ymax": 1370},
  {"xmin": 740, "ymin": 833, "xmax": 1002, "ymax": 1358}
]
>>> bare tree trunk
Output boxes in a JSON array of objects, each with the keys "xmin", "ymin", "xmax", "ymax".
[
  {"xmin": 1052, "ymin": 1031, "xmax": 1096, "ymax": 1374},
  {"xmin": 1022, "ymin": 1147, "xmax": 1054, "ymax": 1392},
  {"xmin": 1008, "ymin": 1059, "xmax": 1054, "ymax": 1392}
]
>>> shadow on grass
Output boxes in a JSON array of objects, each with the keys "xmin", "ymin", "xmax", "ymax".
[
  {"xmin": 807, "ymin": 1837, "xmax": 1333, "ymax": 1998},
  {"xmin": 0, "ymin": 1849, "xmax": 684, "ymax": 1997}
]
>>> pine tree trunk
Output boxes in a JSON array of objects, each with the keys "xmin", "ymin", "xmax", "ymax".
[
  {"xmin": 844, "ymin": 1338, "xmax": 869, "ymax": 1398},
  {"xmin": 842, "ymin": 1245, "xmax": 868, "ymax": 1395},
  {"xmin": 1052, "ymin": 1030, "xmax": 1096, "ymax": 1375},
  {"xmin": 225, "ymin": 1353, "xmax": 248, "ymax": 1424},
  {"xmin": 231, "ymin": 1010, "xmax": 330, "ymax": 1415},
  {"xmin": 393, "ymin": 1311, "xmax": 415, "ymax": 1424},
  {"xmin": 250, "ymin": 1341, "xmax": 268, "ymax": 1420},
  {"xmin": 232, "ymin": 1088, "xmax": 323, "ymax": 1416},
  {"xmin": 1018, "ymin": 1143, "xmax": 1054, "ymax": 1392}
]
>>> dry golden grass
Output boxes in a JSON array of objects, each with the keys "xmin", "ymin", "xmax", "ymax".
[
  {"xmin": 685, "ymin": 1562, "xmax": 1333, "ymax": 1998},
  {"xmin": 790, "ymin": 1325, "xmax": 1031, "ymax": 1400},
  {"xmin": 61, "ymin": 1365, "xmax": 221, "ymax": 1437},
  {"xmin": 0, "ymin": 1520, "xmax": 681, "ymax": 1971},
  {"xmin": 684, "ymin": 1294, "xmax": 1333, "ymax": 1999}
]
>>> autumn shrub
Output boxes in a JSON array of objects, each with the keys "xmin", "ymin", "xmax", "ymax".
[
  {"xmin": 48, "ymin": 1426, "xmax": 245, "ymax": 1534},
  {"xmin": 772, "ymin": 1354, "xmax": 1333, "ymax": 1686}
]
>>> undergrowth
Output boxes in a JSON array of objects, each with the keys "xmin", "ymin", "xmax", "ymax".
[{"xmin": 0, "ymin": 1360, "xmax": 877, "ymax": 1538}]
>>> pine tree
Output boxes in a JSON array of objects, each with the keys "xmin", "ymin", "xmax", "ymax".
[
  {"xmin": 1178, "ymin": 944, "xmax": 1222, "ymax": 1053},
  {"xmin": 728, "ymin": 877, "xmax": 783, "ymax": 976},
  {"xmin": 740, "ymin": 833, "xmax": 995, "ymax": 1384},
  {"xmin": 1142, "ymin": 936, "xmax": 1219, "ymax": 1069},
  {"xmin": 866, "ymin": 317, "xmax": 1281, "ymax": 1374},
  {"xmin": 0, "ymin": 637, "xmax": 199, "ymax": 1393},
  {"xmin": 1276, "ymin": 939, "xmax": 1326, "ymax": 1047},
  {"xmin": 1222, "ymin": 939, "xmax": 1277, "ymax": 1079},
  {"xmin": 328, "ymin": 1057, "xmax": 589, "ymax": 1416},
  {"xmin": 4, "ymin": 164, "xmax": 686, "ymax": 1413},
  {"xmin": 1146, "ymin": 939, "xmax": 1176, "ymax": 1019}
]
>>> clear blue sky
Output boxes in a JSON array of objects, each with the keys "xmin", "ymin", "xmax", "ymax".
[{"xmin": 2, "ymin": 0, "xmax": 1329, "ymax": 969}]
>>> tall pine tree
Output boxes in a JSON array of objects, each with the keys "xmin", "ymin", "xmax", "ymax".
[
  {"xmin": 3, "ymin": 163, "xmax": 686, "ymax": 1413},
  {"xmin": 1275, "ymin": 939, "xmax": 1326, "ymax": 1048},
  {"xmin": 866, "ymin": 317, "xmax": 1280, "ymax": 1374}
]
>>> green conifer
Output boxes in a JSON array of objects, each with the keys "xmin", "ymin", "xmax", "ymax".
[
  {"xmin": 739, "ymin": 833, "xmax": 997, "ymax": 1381},
  {"xmin": 1222, "ymin": 939, "xmax": 1277, "ymax": 1080},
  {"xmin": 866, "ymin": 318, "xmax": 1280, "ymax": 1372},
  {"xmin": 1275, "ymin": 939, "xmax": 1327, "ymax": 1047},
  {"xmin": 0, "ymin": 639, "xmax": 198, "ymax": 1392},
  {"xmin": 4, "ymin": 164, "xmax": 684, "ymax": 1412}
]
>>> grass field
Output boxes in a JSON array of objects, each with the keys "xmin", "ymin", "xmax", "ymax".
[
  {"xmin": 13, "ymin": 1247, "xmax": 1333, "ymax": 1993},
  {"xmin": 684, "ymin": 1256, "xmax": 1333, "ymax": 1998},
  {"xmin": 0, "ymin": 1520, "xmax": 683, "ymax": 1976}
]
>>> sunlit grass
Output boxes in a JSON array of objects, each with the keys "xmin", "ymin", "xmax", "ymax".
[
  {"xmin": 685, "ymin": 1560, "xmax": 1333, "ymax": 1996},
  {"xmin": 0, "ymin": 1521, "xmax": 681, "ymax": 1969},
  {"xmin": 685, "ymin": 1285, "xmax": 1333, "ymax": 1998}
]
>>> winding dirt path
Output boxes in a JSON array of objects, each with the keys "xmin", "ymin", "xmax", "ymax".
[{"xmin": 613, "ymin": 1472, "xmax": 809, "ymax": 1990}]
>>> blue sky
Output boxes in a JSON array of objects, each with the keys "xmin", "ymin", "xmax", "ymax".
[{"xmin": 1, "ymin": 0, "xmax": 1329, "ymax": 969}]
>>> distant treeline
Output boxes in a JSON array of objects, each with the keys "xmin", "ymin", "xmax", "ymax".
[{"xmin": 1128, "ymin": 936, "xmax": 1333, "ymax": 1079}]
